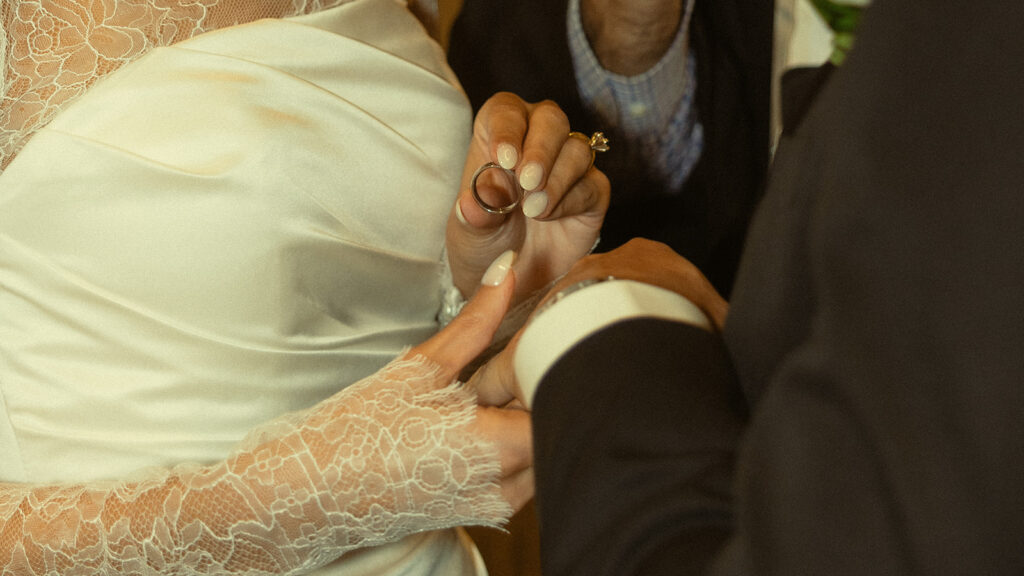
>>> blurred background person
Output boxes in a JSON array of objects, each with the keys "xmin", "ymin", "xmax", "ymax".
[{"xmin": 447, "ymin": 0, "xmax": 772, "ymax": 298}]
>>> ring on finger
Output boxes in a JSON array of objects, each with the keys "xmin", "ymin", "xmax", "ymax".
[{"xmin": 567, "ymin": 131, "xmax": 610, "ymax": 168}]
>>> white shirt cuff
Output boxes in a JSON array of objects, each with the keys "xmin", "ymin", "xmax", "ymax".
[{"xmin": 513, "ymin": 280, "xmax": 711, "ymax": 409}]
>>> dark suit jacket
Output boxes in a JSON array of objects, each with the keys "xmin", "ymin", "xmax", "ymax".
[
  {"xmin": 530, "ymin": 2, "xmax": 1024, "ymax": 574},
  {"xmin": 447, "ymin": 0, "xmax": 772, "ymax": 297}
]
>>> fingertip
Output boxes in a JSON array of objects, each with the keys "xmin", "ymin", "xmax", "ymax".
[
  {"xmin": 456, "ymin": 193, "xmax": 507, "ymax": 230},
  {"xmin": 521, "ymin": 190, "xmax": 549, "ymax": 219},
  {"xmin": 497, "ymin": 143, "xmax": 518, "ymax": 170},
  {"xmin": 481, "ymin": 250, "xmax": 516, "ymax": 287},
  {"xmin": 454, "ymin": 197, "xmax": 469, "ymax": 225},
  {"xmin": 519, "ymin": 162, "xmax": 544, "ymax": 191}
]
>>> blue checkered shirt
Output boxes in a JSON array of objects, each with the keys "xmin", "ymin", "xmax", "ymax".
[{"xmin": 567, "ymin": 0, "xmax": 702, "ymax": 194}]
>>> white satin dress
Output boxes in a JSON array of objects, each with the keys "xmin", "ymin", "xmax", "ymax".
[{"xmin": 0, "ymin": 0, "xmax": 489, "ymax": 573}]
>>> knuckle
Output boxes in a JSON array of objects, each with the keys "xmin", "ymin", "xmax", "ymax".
[
  {"xmin": 486, "ymin": 91, "xmax": 522, "ymax": 110},
  {"xmin": 571, "ymin": 179, "xmax": 598, "ymax": 209},
  {"xmin": 532, "ymin": 100, "xmax": 569, "ymax": 126},
  {"xmin": 577, "ymin": 171, "xmax": 610, "ymax": 209},
  {"xmin": 533, "ymin": 98, "xmax": 561, "ymax": 114}
]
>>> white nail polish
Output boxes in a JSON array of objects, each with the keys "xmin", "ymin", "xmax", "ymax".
[
  {"xmin": 522, "ymin": 190, "xmax": 549, "ymax": 218},
  {"xmin": 519, "ymin": 162, "xmax": 543, "ymax": 191},
  {"xmin": 481, "ymin": 250, "xmax": 516, "ymax": 286},
  {"xmin": 455, "ymin": 199, "xmax": 468, "ymax": 225},
  {"xmin": 497, "ymin": 143, "xmax": 518, "ymax": 170}
]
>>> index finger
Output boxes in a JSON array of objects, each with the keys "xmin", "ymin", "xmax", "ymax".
[
  {"xmin": 473, "ymin": 92, "xmax": 531, "ymax": 171},
  {"xmin": 517, "ymin": 100, "xmax": 571, "ymax": 193},
  {"xmin": 405, "ymin": 251, "xmax": 517, "ymax": 378}
]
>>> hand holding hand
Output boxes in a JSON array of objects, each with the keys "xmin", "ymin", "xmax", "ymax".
[
  {"xmin": 468, "ymin": 238, "xmax": 728, "ymax": 409},
  {"xmin": 536, "ymin": 238, "xmax": 728, "ymax": 330},
  {"xmin": 405, "ymin": 251, "xmax": 533, "ymax": 511},
  {"xmin": 446, "ymin": 92, "xmax": 611, "ymax": 308}
]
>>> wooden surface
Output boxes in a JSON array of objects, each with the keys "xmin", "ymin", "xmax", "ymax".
[
  {"xmin": 467, "ymin": 500, "xmax": 543, "ymax": 576},
  {"xmin": 437, "ymin": 0, "xmax": 463, "ymax": 49}
]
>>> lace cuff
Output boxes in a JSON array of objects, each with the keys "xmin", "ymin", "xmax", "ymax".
[{"xmin": 0, "ymin": 355, "xmax": 509, "ymax": 575}]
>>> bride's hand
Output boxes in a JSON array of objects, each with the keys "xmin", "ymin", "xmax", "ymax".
[
  {"xmin": 446, "ymin": 92, "xmax": 611, "ymax": 306},
  {"xmin": 406, "ymin": 251, "xmax": 534, "ymax": 511}
]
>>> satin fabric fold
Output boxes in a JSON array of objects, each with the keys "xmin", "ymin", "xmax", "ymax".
[{"xmin": 0, "ymin": 0, "xmax": 481, "ymax": 573}]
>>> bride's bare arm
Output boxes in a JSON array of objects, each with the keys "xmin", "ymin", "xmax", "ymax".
[{"xmin": 0, "ymin": 355, "xmax": 511, "ymax": 575}]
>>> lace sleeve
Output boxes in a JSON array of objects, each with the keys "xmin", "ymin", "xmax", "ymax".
[{"xmin": 0, "ymin": 355, "xmax": 510, "ymax": 575}]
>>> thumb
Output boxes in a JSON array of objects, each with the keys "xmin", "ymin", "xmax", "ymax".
[
  {"xmin": 455, "ymin": 180, "xmax": 515, "ymax": 232},
  {"xmin": 406, "ymin": 250, "xmax": 516, "ymax": 378},
  {"xmin": 446, "ymin": 194, "xmax": 524, "ymax": 301},
  {"xmin": 465, "ymin": 344, "xmax": 520, "ymax": 408}
]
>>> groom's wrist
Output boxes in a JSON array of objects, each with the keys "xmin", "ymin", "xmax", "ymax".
[{"xmin": 513, "ymin": 278, "xmax": 711, "ymax": 408}]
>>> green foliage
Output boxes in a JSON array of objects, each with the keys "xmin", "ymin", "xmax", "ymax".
[{"xmin": 809, "ymin": 0, "xmax": 866, "ymax": 65}]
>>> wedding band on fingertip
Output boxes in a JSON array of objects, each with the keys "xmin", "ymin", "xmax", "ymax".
[
  {"xmin": 472, "ymin": 132, "xmax": 609, "ymax": 214},
  {"xmin": 471, "ymin": 162, "xmax": 522, "ymax": 214}
]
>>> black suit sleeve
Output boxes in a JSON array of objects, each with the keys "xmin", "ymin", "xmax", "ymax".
[
  {"xmin": 531, "ymin": 318, "xmax": 746, "ymax": 576},
  {"xmin": 531, "ymin": 3, "xmax": 1024, "ymax": 575}
]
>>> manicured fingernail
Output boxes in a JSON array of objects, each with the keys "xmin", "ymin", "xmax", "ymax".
[
  {"xmin": 455, "ymin": 198, "xmax": 468, "ymax": 225},
  {"xmin": 481, "ymin": 250, "xmax": 516, "ymax": 286},
  {"xmin": 497, "ymin": 143, "xmax": 518, "ymax": 170},
  {"xmin": 519, "ymin": 162, "xmax": 543, "ymax": 191},
  {"xmin": 522, "ymin": 190, "xmax": 548, "ymax": 218}
]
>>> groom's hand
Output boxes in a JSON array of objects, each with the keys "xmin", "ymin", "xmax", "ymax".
[{"xmin": 468, "ymin": 239, "xmax": 729, "ymax": 410}]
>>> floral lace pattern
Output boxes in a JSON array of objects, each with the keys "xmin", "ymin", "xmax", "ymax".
[
  {"xmin": 0, "ymin": 0, "xmax": 442, "ymax": 172},
  {"xmin": 0, "ymin": 355, "xmax": 509, "ymax": 575}
]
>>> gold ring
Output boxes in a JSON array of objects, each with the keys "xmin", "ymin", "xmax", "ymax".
[{"xmin": 567, "ymin": 131, "xmax": 610, "ymax": 166}]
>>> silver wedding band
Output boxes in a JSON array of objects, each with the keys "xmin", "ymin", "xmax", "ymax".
[
  {"xmin": 471, "ymin": 131, "xmax": 609, "ymax": 215},
  {"xmin": 471, "ymin": 162, "xmax": 521, "ymax": 215}
]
